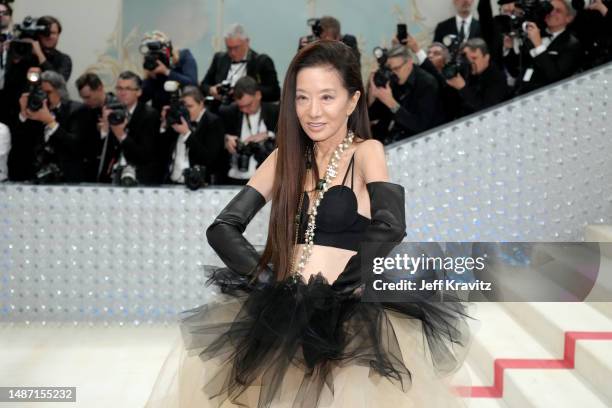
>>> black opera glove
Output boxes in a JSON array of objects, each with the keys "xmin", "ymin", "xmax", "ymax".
[
  {"xmin": 331, "ymin": 181, "xmax": 407, "ymax": 296},
  {"xmin": 206, "ymin": 185, "xmax": 267, "ymax": 278}
]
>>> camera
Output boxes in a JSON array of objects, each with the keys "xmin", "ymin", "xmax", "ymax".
[
  {"xmin": 298, "ymin": 18, "xmax": 323, "ymax": 49},
  {"xmin": 25, "ymin": 71, "xmax": 47, "ymax": 112},
  {"xmin": 495, "ymin": 0, "xmax": 554, "ymax": 37},
  {"xmin": 140, "ymin": 39, "xmax": 172, "ymax": 71},
  {"xmin": 235, "ymin": 138, "xmax": 276, "ymax": 172},
  {"xmin": 9, "ymin": 16, "xmax": 51, "ymax": 58},
  {"xmin": 33, "ymin": 144, "xmax": 63, "ymax": 184},
  {"xmin": 104, "ymin": 93, "xmax": 128, "ymax": 126},
  {"xmin": 164, "ymin": 81, "xmax": 191, "ymax": 127},
  {"xmin": 441, "ymin": 35, "xmax": 471, "ymax": 80},
  {"xmin": 112, "ymin": 164, "xmax": 137, "ymax": 187},
  {"xmin": 372, "ymin": 47, "xmax": 397, "ymax": 88},
  {"xmin": 216, "ymin": 79, "xmax": 233, "ymax": 104},
  {"xmin": 183, "ymin": 165, "xmax": 207, "ymax": 191}
]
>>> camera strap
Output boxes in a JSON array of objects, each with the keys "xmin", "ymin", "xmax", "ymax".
[{"xmin": 244, "ymin": 113, "xmax": 264, "ymax": 137}]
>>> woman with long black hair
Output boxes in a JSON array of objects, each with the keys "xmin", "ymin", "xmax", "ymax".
[{"xmin": 146, "ymin": 40, "xmax": 470, "ymax": 408}]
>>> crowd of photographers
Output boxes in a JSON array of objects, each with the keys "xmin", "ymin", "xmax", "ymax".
[{"xmin": 0, "ymin": 0, "xmax": 610, "ymax": 187}]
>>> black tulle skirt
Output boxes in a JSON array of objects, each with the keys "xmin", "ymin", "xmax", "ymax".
[{"xmin": 145, "ymin": 266, "xmax": 472, "ymax": 408}]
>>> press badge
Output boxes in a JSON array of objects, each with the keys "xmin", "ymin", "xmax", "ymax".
[{"xmin": 523, "ymin": 68, "xmax": 534, "ymax": 82}]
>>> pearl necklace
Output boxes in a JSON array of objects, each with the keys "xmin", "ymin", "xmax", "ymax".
[{"xmin": 291, "ymin": 130, "xmax": 355, "ymax": 281}]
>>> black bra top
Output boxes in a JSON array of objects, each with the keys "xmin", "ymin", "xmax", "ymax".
[{"xmin": 297, "ymin": 153, "xmax": 371, "ymax": 251}]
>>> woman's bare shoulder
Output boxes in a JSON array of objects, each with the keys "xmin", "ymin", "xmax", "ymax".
[
  {"xmin": 247, "ymin": 148, "xmax": 278, "ymax": 202},
  {"xmin": 354, "ymin": 138, "xmax": 389, "ymax": 183}
]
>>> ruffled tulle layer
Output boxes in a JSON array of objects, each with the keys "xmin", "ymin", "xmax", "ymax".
[{"xmin": 145, "ymin": 267, "xmax": 472, "ymax": 408}]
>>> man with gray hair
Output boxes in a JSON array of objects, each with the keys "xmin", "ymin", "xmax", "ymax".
[
  {"xmin": 519, "ymin": 0, "xmax": 583, "ymax": 94},
  {"xmin": 8, "ymin": 68, "xmax": 84, "ymax": 182},
  {"xmin": 200, "ymin": 23, "xmax": 280, "ymax": 108},
  {"xmin": 368, "ymin": 44, "xmax": 442, "ymax": 144}
]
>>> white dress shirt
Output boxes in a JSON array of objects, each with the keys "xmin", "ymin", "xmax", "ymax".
[
  {"xmin": 226, "ymin": 62, "xmax": 247, "ymax": 87},
  {"xmin": 0, "ymin": 122, "xmax": 10, "ymax": 181},
  {"xmin": 455, "ymin": 14, "xmax": 474, "ymax": 39},
  {"xmin": 530, "ymin": 28, "xmax": 566, "ymax": 58},
  {"xmin": 170, "ymin": 109, "xmax": 205, "ymax": 183},
  {"xmin": 228, "ymin": 108, "xmax": 269, "ymax": 180}
]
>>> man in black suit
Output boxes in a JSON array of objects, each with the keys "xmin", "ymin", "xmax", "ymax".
[
  {"xmin": 8, "ymin": 69, "xmax": 82, "ymax": 182},
  {"xmin": 100, "ymin": 71, "xmax": 160, "ymax": 185},
  {"xmin": 200, "ymin": 23, "xmax": 280, "ymax": 107},
  {"xmin": 219, "ymin": 76, "xmax": 278, "ymax": 185},
  {"xmin": 569, "ymin": 0, "xmax": 612, "ymax": 69},
  {"xmin": 519, "ymin": 0, "xmax": 583, "ymax": 94},
  {"xmin": 368, "ymin": 45, "xmax": 442, "ymax": 144},
  {"xmin": 434, "ymin": 0, "xmax": 482, "ymax": 44},
  {"xmin": 446, "ymin": 38, "xmax": 509, "ymax": 115},
  {"xmin": 159, "ymin": 86, "xmax": 225, "ymax": 185}
]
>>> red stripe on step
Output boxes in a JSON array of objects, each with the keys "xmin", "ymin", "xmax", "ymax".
[{"xmin": 453, "ymin": 331, "xmax": 612, "ymax": 398}]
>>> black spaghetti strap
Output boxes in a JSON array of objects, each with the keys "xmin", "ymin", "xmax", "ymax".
[{"xmin": 340, "ymin": 153, "xmax": 356, "ymax": 188}]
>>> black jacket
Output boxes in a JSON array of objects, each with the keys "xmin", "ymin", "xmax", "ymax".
[
  {"xmin": 8, "ymin": 100, "xmax": 83, "ymax": 182},
  {"xmin": 160, "ymin": 109, "xmax": 226, "ymax": 184},
  {"xmin": 433, "ymin": 16, "xmax": 482, "ymax": 44},
  {"xmin": 569, "ymin": 8, "xmax": 612, "ymax": 69},
  {"xmin": 418, "ymin": 58, "xmax": 463, "ymax": 123},
  {"xmin": 40, "ymin": 48, "xmax": 73, "ymax": 81},
  {"xmin": 457, "ymin": 63, "xmax": 509, "ymax": 115},
  {"xmin": 368, "ymin": 65, "xmax": 441, "ymax": 143},
  {"xmin": 218, "ymin": 101, "xmax": 279, "ymax": 137},
  {"xmin": 109, "ymin": 102, "xmax": 161, "ymax": 185},
  {"xmin": 518, "ymin": 29, "xmax": 583, "ymax": 94},
  {"xmin": 200, "ymin": 49, "xmax": 281, "ymax": 102}
]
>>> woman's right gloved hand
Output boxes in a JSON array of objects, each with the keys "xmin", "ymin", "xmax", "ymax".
[{"xmin": 206, "ymin": 185, "xmax": 268, "ymax": 281}]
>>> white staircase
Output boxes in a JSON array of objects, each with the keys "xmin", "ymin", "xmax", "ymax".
[{"xmin": 457, "ymin": 225, "xmax": 612, "ymax": 407}]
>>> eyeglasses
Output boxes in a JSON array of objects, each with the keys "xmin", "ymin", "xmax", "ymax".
[
  {"xmin": 115, "ymin": 86, "xmax": 139, "ymax": 92},
  {"xmin": 387, "ymin": 60, "xmax": 408, "ymax": 73}
]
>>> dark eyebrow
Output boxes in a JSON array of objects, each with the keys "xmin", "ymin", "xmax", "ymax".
[{"xmin": 295, "ymin": 88, "xmax": 337, "ymax": 93}]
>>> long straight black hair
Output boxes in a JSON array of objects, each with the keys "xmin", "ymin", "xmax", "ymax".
[{"xmin": 255, "ymin": 40, "xmax": 372, "ymax": 281}]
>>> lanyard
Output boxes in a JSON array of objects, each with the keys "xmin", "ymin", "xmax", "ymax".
[{"xmin": 245, "ymin": 113, "xmax": 263, "ymax": 137}]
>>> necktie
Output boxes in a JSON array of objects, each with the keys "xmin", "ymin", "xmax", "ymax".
[{"xmin": 458, "ymin": 20, "xmax": 466, "ymax": 43}]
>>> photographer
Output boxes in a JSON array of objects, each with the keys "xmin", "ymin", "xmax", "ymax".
[
  {"xmin": 17, "ymin": 15, "xmax": 72, "ymax": 81},
  {"xmin": 199, "ymin": 24, "xmax": 280, "ymax": 107},
  {"xmin": 569, "ymin": 0, "xmax": 612, "ymax": 69},
  {"xmin": 367, "ymin": 45, "xmax": 441, "ymax": 144},
  {"xmin": 8, "ymin": 69, "xmax": 82, "ymax": 183},
  {"xmin": 140, "ymin": 31, "xmax": 198, "ymax": 112},
  {"xmin": 298, "ymin": 16, "xmax": 361, "ymax": 63},
  {"xmin": 159, "ymin": 86, "xmax": 225, "ymax": 186},
  {"xmin": 100, "ymin": 71, "xmax": 160, "ymax": 185},
  {"xmin": 405, "ymin": 36, "xmax": 464, "ymax": 122},
  {"xmin": 446, "ymin": 38, "xmax": 510, "ymax": 115},
  {"xmin": 434, "ymin": 0, "xmax": 482, "ymax": 43},
  {"xmin": 519, "ymin": 0, "xmax": 583, "ymax": 94},
  {"xmin": 75, "ymin": 72, "xmax": 116, "ymax": 183},
  {"xmin": 219, "ymin": 76, "xmax": 278, "ymax": 185},
  {"xmin": 0, "ymin": 1, "xmax": 13, "ymax": 123}
]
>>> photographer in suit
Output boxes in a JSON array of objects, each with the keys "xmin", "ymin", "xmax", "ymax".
[
  {"xmin": 140, "ymin": 31, "xmax": 198, "ymax": 112},
  {"xmin": 569, "ymin": 0, "xmax": 612, "ymax": 69},
  {"xmin": 434, "ymin": 0, "xmax": 482, "ymax": 43},
  {"xmin": 0, "ymin": 1, "xmax": 13, "ymax": 124},
  {"xmin": 446, "ymin": 38, "xmax": 509, "ymax": 115},
  {"xmin": 8, "ymin": 69, "xmax": 82, "ymax": 182},
  {"xmin": 75, "ymin": 72, "xmax": 116, "ymax": 183},
  {"xmin": 367, "ymin": 45, "xmax": 441, "ymax": 144},
  {"xmin": 99, "ymin": 71, "xmax": 160, "ymax": 185},
  {"xmin": 219, "ymin": 76, "xmax": 278, "ymax": 185},
  {"xmin": 159, "ymin": 86, "xmax": 225, "ymax": 185},
  {"xmin": 200, "ymin": 24, "xmax": 280, "ymax": 107},
  {"xmin": 519, "ymin": 0, "xmax": 583, "ymax": 94},
  {"xmin": 298, "ymin": 16, "xmax": 361, "ymax": 64}
]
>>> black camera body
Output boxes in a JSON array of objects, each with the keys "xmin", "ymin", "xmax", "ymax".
[
  {"xmin": 34, "ymin": 144, "xmax": 63, "ymax": 184},
  {"xmin": 141, "ymin": 40, "xmax": 172, "ymax": 71},
  {"xmin": 24, "ymin": 71, "xmax": 47, "ymax": 112},
  {"xmin": 372, "ymin": 47, "xmax": 397, "ymax": 88},
  {"xmin": 164, "ymin": 81, "xmax": 190, "ymax": 127},
  {"xmin": 104, "ymin": 94, "xmax": 128, "ymax": 126},
  {"xmin": 495, "ymin": 0, "xmax": 554, "ymax": 37},
  {"xmin": 441, "ymin": 35, "xmax": 471, "ymax": 80},
  {"xmin": 235, "ymin": 138, "xmax": 276, "ymax": 172},
  {"xmin": 216, "ymin": 79, "xmax": 233, "ymax": 105},
  {"xmin": 9, "ymin": 16, "xmax": 51, "ymax": 58},
  {"xmin": 298, "ymin": 18, "xmax": 323, "ymax": 49},
  {"xmin": 183, "ymin": 165, "xmax": 207, "ymax": 190}
]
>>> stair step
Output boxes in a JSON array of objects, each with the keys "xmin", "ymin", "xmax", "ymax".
[
  {"xmin": 587, "ymin": 301, "xmax": 612, "ymax": 319},
  {"xmin": 502, "ymin": 302, "xmax": 612, "ymax": 404},
  {"xmin": 503, "ymin": 369, "xmax": 610, "ymax": 408}
]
